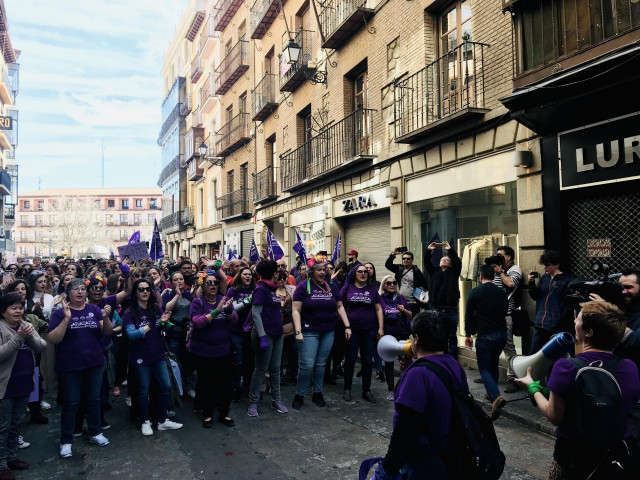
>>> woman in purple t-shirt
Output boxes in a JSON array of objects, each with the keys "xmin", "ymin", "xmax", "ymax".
[
  {"xmin": 340, "ymin": 263, "xmax": 384, "ymax": 403},
  {"xmin": 247, "ymin": 260, "xmax": 288, "ymax": 417},
  {"xmin": 516, "ymin": 301, "xmax": 640, "ymax": 479},
  {"xmin": 0, "ymin": 293, "xmax": 47, "ymax": 476},
  {"xmin": 47, "ymin": 279, "xmax": 113, "ymax": 458},
  {"xmin": 189, "ymin": 271, "xmax": 237, "ymax": 428},
  {"xmin": 291, "ymin": 257, "xmax": 351, "ymax": 410},
  {"xmin": 123, "ymin": 279, "xmax": 183, "ymax": 437}
]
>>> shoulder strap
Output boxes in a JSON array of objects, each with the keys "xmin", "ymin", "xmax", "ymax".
[
  {"xmin": 569, "ymin": 355, "xmax": 623, "ymax": 374},
  {"xmin": 412, "ymin": 358, "xmax": 460, "ymax": 398}
]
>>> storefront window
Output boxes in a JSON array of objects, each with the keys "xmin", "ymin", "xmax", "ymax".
[
  {"xmin": 291, "ymin": 221, "xmax": 326, "ymax": 259},
  {"xmin": 407, "ymin": 181, "xmax": 518, "ymax": 284}
]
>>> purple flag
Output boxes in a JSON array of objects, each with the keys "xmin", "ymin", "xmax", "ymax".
[
  {"xmin": 266, "ymin": 227, "xmax": 284, "ymax": 261},
  {"xmin": 128, "ymin": 230, "xmax": 141, "ymax": 244},
  {"xmin": 228, "ymin": 247, "xmax": 237, "ymax": 260},
  {"xmin": 331, "ymin": 231, "xmax": 342, "ymax": 264},
  {"xmin": 249, "ymin": 238, "xmax": 260, "ymax": 264},
  {"xmin": 149, "ymin": 220, "xmax": 163, "ymax": 261},
  {"xmin": 292, "ymin": 229, "xmax": 307, "ymax": 264}
]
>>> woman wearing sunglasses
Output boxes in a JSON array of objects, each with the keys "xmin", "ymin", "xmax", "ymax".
[
  {"xmin": 341, "ymin": 263, "xmax": 384, "ymax": 403},
  {"xmin": 122, "ymin": 279, "xmax": 183, "ymax": 437},
  {"xmin": 188, "ymin": 272, "xmax": 236, "ymax": 428},
  {"xmin": 47, "ymin": 279, "xmax": 113, "ymax": 458},
  {"xmin": 225, "ymin": 267, "xmax": 256, "ymax": 402},
  {"xmin": 378, "ymin": 275, "xmax": 413, "ymax": 400},
  {"xmin": 291, "ymin": 256, "xmax": 351, "ymax": 410}
]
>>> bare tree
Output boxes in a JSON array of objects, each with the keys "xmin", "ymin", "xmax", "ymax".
[{"xmin": 49, "ymin": 197, "xmax": 104, "ymax": 257}]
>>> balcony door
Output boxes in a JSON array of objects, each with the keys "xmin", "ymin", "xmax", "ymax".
[
  {"xmin": 353, "ymin": 71, "xmax": 370, "ymax": 156},
  {"xmin": 439, "ymin": 1, "xmax": 474, "ymax": 116}
]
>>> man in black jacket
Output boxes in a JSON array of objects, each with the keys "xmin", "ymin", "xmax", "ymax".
[
  {"xmin": 385, "ymin": 249, "xmax": 428, "ymax": 316},
  {"xmin": 425, "ymin": 241, "xmax": 462, "ymax": 358},
  {"xmin": 465, "ymin": 264, "xmax": 509, "ymax": 420}
]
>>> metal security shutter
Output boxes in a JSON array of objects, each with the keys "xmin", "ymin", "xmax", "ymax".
[
  {"xmin": 567, "ymin": 192, "xmax": 640, "ymax": 279},
  {"xmin": 241, "ymin": 229, "xmax": 254, "ymax": 260},
  {"xmin": 343, "ymin": 210, "xmax": 391, "ymax": 272}
]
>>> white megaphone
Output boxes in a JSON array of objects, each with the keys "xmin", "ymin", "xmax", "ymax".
[
  {"xmin": 510, "ymin": 332, "xmax": 575, "ymax": 384},
  {"xmin": 377, "ymin": 335, "xmax": 412, "ymax": 362}
]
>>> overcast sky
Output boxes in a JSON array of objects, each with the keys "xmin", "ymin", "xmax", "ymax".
[{"xmin": 6, "ymin": 0, "xmax": 189, "ymax": 194}]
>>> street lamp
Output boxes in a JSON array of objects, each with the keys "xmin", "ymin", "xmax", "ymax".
[
  {"xmin": 198, "ymin": 140, "xmax": 225, "ymax": 167},
  {"xmin": 281, "ymin": 37, "xmax": 327, "ymax": 85}
]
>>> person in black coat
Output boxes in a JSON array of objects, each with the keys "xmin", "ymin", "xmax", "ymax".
[{"xmin": 385, "ymin": 250, "xmax": 428, "ymax": 316}]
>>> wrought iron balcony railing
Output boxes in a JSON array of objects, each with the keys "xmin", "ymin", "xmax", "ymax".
[
  {"xmin": 192, "ymin": 105, "xmax": 204, "ymax": 127},
  {"xmin": 191, "ymin": 54, "xmax": 203, "ymax": 82},
  {"xmin": 215, "ymin": 113, "xmax": 251, "ymax": 157},
  {"xmin": 201, "ymin": 73, "xmax": 218, "ymax": 114},
  {"xmin": 198, "ymin": 14, "xmax": 219, "ymax": 56},
  {"xmin": 280, "ymin": 29, "xmax": 314, "ymax": 92},
  {"xmin": 213, "ymin": 0, "xmax": 244, "ymax": 32},
  {"xmin": 393, "ymin": 41, "xmax": 489, "ymax": 143},
  {"xmin": 253, "ymin": 166, "xmax": 277, "ymax": 203},
  {"xmin": 159, "ymin": 211, "xmax": 186, "ymax": 232},
  {"xmin": 0, "ymin": 169, "xmax": 11, "ymax": 196},
  {"xmin": 4, "ymin": 203, "xmax": 15, "ymax": 220},
  {"xmin": 217, "ymin": 188, "xmax": 251, "ymax": 220},
  {"xmin": 319, "ymin": 0, "xmax": 376, "ymax": 50},
  {"xmin": 280, "ymin": 108, "xmax": 375, "ymax": 191},
  {"xmin": 157, "ymin": 155, "xmax": 182, "ymax": 187},
  {"xmin": 180, "ymin": 94, "xmax": 192, "ymax": 116},
  {"xmin": 250, "ymin": 0, "xmax": 286, "ymax": 40},
  {"xmin": 252, "ymin": 73, "xmax": 278, "ymax": 121},
  {"xmin": 215, "ymin": 40, "xmax": 249, "ymax": 95}
]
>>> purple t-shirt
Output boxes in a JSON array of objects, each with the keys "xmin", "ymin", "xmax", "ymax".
[
  {"xmin": 188, "ymin": 296, "xmax": 231, "ymax": 358},
  {"xmin": 293, "ymin": 280, "xmax": 340, "ymax": 333},
  {"xmin": 96, "ymin": 295, "xmax": 118, "ymax": 348},
  {"xmin": 394, "ymin": 354, "xmax": 467, "ymax": 449},
  {"xmin": 48, "ymin": 304, "xmax": 106, "ymax": 372},
  {"xmin": 3, "ymin": 325, "xmax": 35, "ymax": 399},
  {"xmin": 122, "ymin": 306, "xmax": 166, "ymax": 367},
  {"xmin": 380, "ymin": 292, "xmax": 411, "ymax": 338},
  {"xmin": 252, "ymin": 283, "xmax": 283, "ymax": 336},
  {"xmin": 226, "ymin": 286, "xmax": 253, "ymax": 335},
  {"xmin": 340, "ymin": 283, "xmax": 381, "ymax": 330},
  {"xmin": 547, "ymin": 351, "xmax": 640, "ymax": 438}
]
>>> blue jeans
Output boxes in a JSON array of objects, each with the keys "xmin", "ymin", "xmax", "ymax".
[
  {"xmin": 133, "ymin": 360, "xmax": 171, "ymax": 423},
  {"xmin": 248, "ymin": 329, "xmax": 283, "ymax": 404},
  {"xmin": 0, "ymin": 396, "xmax": 28, "ymax": 469},
  {"xmin": 296, "ymin": 330, "xmax": 335, "ymax": 396},
  {"xmin": 475, "ymin": 330, "xmax": 507, "ymax": 401},
  {"xmin": 58, "ymin": 363, "xmax": 104, "ymax": 444},
  {"xmin": 344, "ymin": 327, "xmax": 376, "ymax": 393}
]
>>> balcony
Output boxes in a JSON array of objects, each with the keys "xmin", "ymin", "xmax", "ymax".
[
  {"xmin": 200, "ymin": 73, "xmax": 218, "ymax": 114},
  {"xmin": 182, "ymin": 206, "xmax": 195, "ymax": 226},
  {"xmin": 199, "ymin": 14, "xmax": 219, "ymax": 58},
  {"xmin": 0, "ymin": 67, "xmax": 13, "ymax": 105},
  {"xmin": 394, "ymin": 41, "xmax": 489, "ymax": 144},
  {"xmin": 217, "ymin": 188, "xmax": 251, "ymax": 220},
  {"xmin": 251, "ymin": 0, "xmax": 287, "ymax": 40},
  {"xmin": 159, "ymin": 77, "xmax": 186, "ymax": 142},
  {"xmin": 215, "ymin": 40, "xmax": 249, "ymax": 95},
  {"xmin": 0, "ymin": 238, "xmax": 16, "ymax": 253},
  {"xmin": 0, "ymin": 169, "xmax": 11, "ymax": 196},
  {"xmin": 280, "ymin": 108, "xmax": 375, "ymax": 192},
  {"xmin": 215, "ymin": 113, "xmax": 251, "ymax": 157},
  {"xmin": 4, "ymin": 203, "xmax": 15, "ymax": 220},
  {"xmin": 188, "ymin": 157, "xmax": 205, "ymax": 182},
  {"xmin": 192, "ymin": 105, "xmax": 204, "ymax": 127},
  {"xmin": 185, "ymin": 126, "xmax": 205, "ymax": 163},
  {"xmin": 0, "ymin": 129, "xmax": 12, "ymax": 151},
  {"xmin": 157, "ymin": 155, "xmax": 182, "ymax": 187},
  {"xmin": 252, "ymin": 73, "xmax": 278, "ymax": 121},
  {"xmin": 159, "ymin": 211, "xmax": 186, "ymax": 233},
  {"xmin": 319, "ymin": 0, "xmax": 376, "ymax": 50},
  {"xmin": 191, "ymin": 54, "xmax": 203, "ymax": 83},
  {"xmin": 280, "ymin": 29, "xmax": 314, "ymax": 92},
  {"xmin": 213, "ymin": 0, "xmax": 244, "ymax": 32},
  {"xmin": 180, "ymin": 94, "xmax": 192, "ymax": 116},
  {"xmin": 186, "ymin": 8, "xmax": 206, "ymax": 42},
  {"xmin": 253, "ymin": 166, "xmax": 277, "ymax": 203}
]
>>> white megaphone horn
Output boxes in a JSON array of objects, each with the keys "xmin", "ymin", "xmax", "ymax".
[
  {"xmin": 377, "ymin": 335, "xmax": 412, "ymax": 363},
  {"xmin": 510, "ymin": 332, "xmax": 575, "ymax": 384}
]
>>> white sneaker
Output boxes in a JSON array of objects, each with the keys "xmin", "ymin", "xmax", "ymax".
[
  {"xmin": 125, "ymin": 396, "xmax": 132, "ymax": 407},
  {"xmin": 18, "ymin": 436, "xmax": 30, "ymax": 449},
  {"xmin": 89, "ymin": 433, "xmax": 109, "ymax": 446},
  {"xmin": 141, "ymin": 420, "xmax": 153, "ymax": 436},
  {"xmin": 60, "ymin": 443, "xmax": 73, "ymax": 458},
  {"xmin": 40, "ymin": 400, "xmax": 52, "ymax": 410},
  {"xmin": 157, "ymin": 419, "xmax": 183, "ymax": 431}
]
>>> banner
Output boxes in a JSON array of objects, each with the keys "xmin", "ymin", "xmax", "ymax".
[
  {"xmin": 228, "ymin": 247, "xmax": 237, "ymax": 260},
  {"xmin": 128, "ymin": 230, "xmax": 141, "ymax": 244},
  {"xmin": 249, "ymin": 238, "xmax": 260, "ymax": 264},
  {"xmin": 293, "ymin": 229, "xmax": 307, "ymax": 264},
  {"xmin": 149, "ymin": 219, "xmax": 163, "ymax": 261},
  {"xmin": 266, "ymin": 227, "xmax": 284, "ymax": 261},
  {"xmin": 331, "ymin": 231, "xmax": 342, "ymax": 265},
  {"xmin": 118, "ymin": 241, "xmax": 149, "ymax": 262}
]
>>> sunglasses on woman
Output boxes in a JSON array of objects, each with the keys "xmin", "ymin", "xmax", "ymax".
[
  {"xmin": 385, "ymin": 281, "xmax": 397, "ymax": 286},
  {"xmin": 137, "ymin": 286, "xmax": 151, "ymax": 293},
  {"xmin": 356, "ymin": 270, "xmax": 367, "ymax": 274},
  {"xmin": 205, "ymin": 280, "xmax": 219, "ymax": 286},
  {"xmin": 90, "ymin": 285, "xmax": 105, "ymax": 291}
]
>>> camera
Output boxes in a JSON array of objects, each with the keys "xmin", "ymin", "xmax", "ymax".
[
  {"xmin": 485, "ymin": 253, "xmax": 505, "ymax": 267},
  {"xmin": 565, "ymin": 262, "xmax": 623, "ymax": 309},
  {"xmin": 183, "ymin": 274, "xmax": 197, "ymax": 287}
]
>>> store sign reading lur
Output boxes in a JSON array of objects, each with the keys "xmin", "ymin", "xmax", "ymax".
[{"xmin": 559, "ymin": 113, "xmax": 640, "ymax": 190}]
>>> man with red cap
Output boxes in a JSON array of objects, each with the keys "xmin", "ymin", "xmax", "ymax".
[{"xmin": 347, "ymin": 250, "xmax": 358, "ymax": 270}]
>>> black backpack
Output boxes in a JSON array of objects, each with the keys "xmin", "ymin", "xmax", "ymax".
[
  {"xmin": 568, "ymin": 356, "xmax": 626, "ymax": 448},
  {"xmin": 413, "ymin": 359, "xmax": 506, "ymax": 480}
]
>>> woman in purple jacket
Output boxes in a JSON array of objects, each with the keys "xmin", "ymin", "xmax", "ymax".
[
  {"xmin": 378, "ymin": 274, "xmax": 413, "ymax": 400},
  {"xmin": 189, "ymin": 271, "xmax": 237, "ymax": 428},
  {"xmin": 123, "ymin": 279, "xmax": 183, "ymax": 437}
]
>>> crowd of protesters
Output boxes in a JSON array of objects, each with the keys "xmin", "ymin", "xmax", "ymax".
[{"xmin": 0, "ymin": 246, "xmax": 639, "ymax": 480}]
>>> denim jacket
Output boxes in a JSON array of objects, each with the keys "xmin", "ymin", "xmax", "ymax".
[{"xmin": 528, "ymin": 272, "xmax": 573, "ymax": 332}]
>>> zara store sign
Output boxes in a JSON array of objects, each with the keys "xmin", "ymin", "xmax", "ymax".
[
  {"xmin": 342, "ymin": 193, "xmax": 376, "ymax": 212},
  {"xmin": 559, "ymin": 112, "xmax": 640, "ymax": 190}
]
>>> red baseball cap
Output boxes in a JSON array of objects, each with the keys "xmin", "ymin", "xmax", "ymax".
[{"xmin": 348, "ymin": 250, "xmax": 358, "ymax": 256}]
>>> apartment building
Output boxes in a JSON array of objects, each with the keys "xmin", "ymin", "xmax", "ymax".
[
  {"xmin": 14, "ymin": 188, "xmax": 162, "ymax": 259},
  {"xmin": 0, "ymin": 0, "xmax": 19, "ymax": 258}
]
